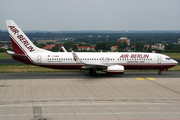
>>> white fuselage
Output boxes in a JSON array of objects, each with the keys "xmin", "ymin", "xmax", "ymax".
[{"xmin": 26, "ymin": 52, "xmax": 177, "ymax": 70}]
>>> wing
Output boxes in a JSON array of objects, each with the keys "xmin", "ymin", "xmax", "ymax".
[{"xmin": 72, "ymin": 51, "xmax": 108, "ymax": 69}]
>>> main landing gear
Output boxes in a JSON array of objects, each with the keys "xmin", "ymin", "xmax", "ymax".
[
  {"xmin": 89, "ymin": 69, "xmax": 97, "ymax": 76},
  {"xmin": 158, "ymin": 70, "xmax": 162, "ymax": 75}
]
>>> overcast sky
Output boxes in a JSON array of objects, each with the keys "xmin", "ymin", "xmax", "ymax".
[{"xmin": 0, "ymin": 0, "xmax": 180, "ymax": 31}]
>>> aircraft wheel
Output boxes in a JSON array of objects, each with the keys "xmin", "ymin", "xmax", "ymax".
[
  {"xmin": 158, "ymin": 71, "xmax": 162, "ymax": 75},
  {"xmin": 89, "ymin": 70, "xmax": 97, "ymax": 76}
]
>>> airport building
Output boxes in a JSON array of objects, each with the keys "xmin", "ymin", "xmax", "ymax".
[
  {"xmin": 151, "ymin": 44, "xmax": 165, "ymax": 50},
  {"xmin": 117, "ymin": 37, "xmax": 130, "ymax": 46}
]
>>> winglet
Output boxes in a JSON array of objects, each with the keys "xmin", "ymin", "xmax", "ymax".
[
  {"xmin": 72, "ymin": 51, "xmax": 84, "ymax": 64},
  {"xmin": 62, "ymin": 46, "xmax": 67, "ymax": 52}
]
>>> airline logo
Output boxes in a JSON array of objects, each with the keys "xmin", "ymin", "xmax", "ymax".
[
  {"xmin": 120, "ymin": 54, "xmax": 149, "ymax": 59},
  {"xmin": 8, "ymin": 26, "xmax": 35, "ymax": 52},
  {"xmin": 72, "ymin": 52, "xmax": 78, "ymax": 61}
]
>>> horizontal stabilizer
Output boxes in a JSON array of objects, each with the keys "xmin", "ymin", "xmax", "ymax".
[{"xmin": 7, "ymin": 50, "xmax": 27, "ymax": 57}]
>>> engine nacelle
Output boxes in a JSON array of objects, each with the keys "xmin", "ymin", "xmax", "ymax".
[{"xmin": 107, "ymin": 65, "xmax": 124, "ymax": 74}]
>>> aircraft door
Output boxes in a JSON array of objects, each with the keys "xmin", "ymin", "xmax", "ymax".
[
  {"xmin": 37, "ymin": 55, "xmax": 42, "ymax": 64},
  {"xmin": 157, "ymin": 56, "xmax": 162, "ymax": 64}
]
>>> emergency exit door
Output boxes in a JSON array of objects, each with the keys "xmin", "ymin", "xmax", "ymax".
[
  {"xmin": 157, "ymin": 56, "xmax": 162, "ymax": 64},
  {"xmin": 37, "ymin": 55, "xmax": 42, "ymax": 64}
]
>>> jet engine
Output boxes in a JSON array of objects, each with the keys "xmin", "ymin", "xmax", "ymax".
[{"xmin": 107, "ymin": 65, "xmax": 124, "ymax": 74}]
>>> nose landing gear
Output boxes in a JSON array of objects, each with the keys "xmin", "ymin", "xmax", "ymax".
[{"xmin": 158, "ymin": 70, "xmax": 162, "ymax": 75}]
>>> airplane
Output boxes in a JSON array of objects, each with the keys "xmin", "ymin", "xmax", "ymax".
[{"xmin": 5, "ymin": 20, "xmax": 178, "ymax": 76}]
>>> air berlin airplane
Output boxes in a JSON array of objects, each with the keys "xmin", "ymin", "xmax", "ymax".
[{"xmin": 6, "ymin": 20, "xmax": 178, "ymax": 76}]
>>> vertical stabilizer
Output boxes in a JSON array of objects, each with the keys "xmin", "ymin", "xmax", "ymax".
[{"xmin": 6, "ymin": 20, "xmax": 51, "ymax": 55}]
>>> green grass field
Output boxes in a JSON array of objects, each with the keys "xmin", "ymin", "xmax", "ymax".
[
  {"xmin": 161, "ymin": 53, "xmax": 180, "ymax": 59},
  {"xmin": 0, "ymin": 64, "xmax": 79, "ymax": 73},
  {"xmin": 0, "ymin": 53, "xmax": 12, "ymax": 59}
]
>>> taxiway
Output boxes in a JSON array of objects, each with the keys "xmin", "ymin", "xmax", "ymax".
[{"xmin": 0, "ymin": 72, "xmax": 180, "ymax": 120}]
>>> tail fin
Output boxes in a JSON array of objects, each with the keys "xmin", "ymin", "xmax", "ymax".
[{"xmin": 6, "ymin": 20, "xmax": 51, "ymax": 55}]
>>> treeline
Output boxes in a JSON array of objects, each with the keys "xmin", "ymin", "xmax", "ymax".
[
  {"xmin": 1, "ymin": 41, "xmax": 180, "ymax": 53},
  {"xmin": 75, "ymin": 33, "xmax": 180, "ymax": 44},
  {"xmin": 1, "ymin": 30, "xmax": 180, "ymax": 43}
]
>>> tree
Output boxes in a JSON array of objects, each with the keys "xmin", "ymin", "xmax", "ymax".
[
  {"xmin": 33, "ymin": 40, "xmax": 38, "ymax": 44},
  {"xmin": 35, "ymin": 43, "xmax": 46, "ymax": 48},
  {"xmin": 78, "ymin": 43, "xmax": 91, "ymax": 47},
  {"xmin": 95, "ymin": 41, "xmax": 111, "ymax": 51},
  {"xmin": 52, "ymin": 44, "xmax": 61, "ymax": 50},
  {"xmin": 72, "ymin": 45, "xmax": 77, "ymax": 50},
  {"xmin": 135, "ymin": 41, "xmax": 144, "ymax": 51},
  {"xmin": 46, "ymin": 42, "xmax": 55, "ymax": 45},
  {"xmin": 118, "ymin": 42, "xmax": 127, "ymax": 50},
  {"xmin": 123, "ymin": 42, "xmax": 128, "ymax": 48},
  {"xmin": 63, "ymin": 41, "xmax": 73, "ymax": 50}
]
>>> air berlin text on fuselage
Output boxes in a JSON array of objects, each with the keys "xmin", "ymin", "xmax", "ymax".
[
  {"xmin": 120, "ymin": 54, "xmax": 149, "ymax": 58},
  {"xmin": 8, "ymin": 26, "xmax": 35, "ymax": 52}
]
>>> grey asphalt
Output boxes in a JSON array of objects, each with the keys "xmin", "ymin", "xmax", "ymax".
[
  {"xmin": 0, "ymin": 73, "xmax": 180, "ymax": 120},
  {"xmin": 0, "ymin": 59, "xmax": 22, "ymax": 64},
  {"xmin": 0, "ymin": 72, "xmax": 180, "ymax": 79}
]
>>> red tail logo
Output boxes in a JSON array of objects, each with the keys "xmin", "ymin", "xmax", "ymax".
[
  {"xmin": 8, "ymin": 26, "xmax": 35, "ymax": 52},
  {"xmin": 73, "ymin": 52, "xmax": 78, "ymax": 61}
]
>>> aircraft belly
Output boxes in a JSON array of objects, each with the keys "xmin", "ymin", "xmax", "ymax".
[{"xmin": 123, "ymin": 63, "xmax": 176, "ymax": 69}]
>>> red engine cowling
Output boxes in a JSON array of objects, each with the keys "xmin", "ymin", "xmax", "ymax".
[{"xmin": 107, "ymin": 65, "xmax": 124, "ymax": 74}]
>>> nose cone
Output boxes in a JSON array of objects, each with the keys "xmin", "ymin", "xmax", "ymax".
[{"xmin": 173, "ymin": 59, "xmax": 178, "ymax": 65}]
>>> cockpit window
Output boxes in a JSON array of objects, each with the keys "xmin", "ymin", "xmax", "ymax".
[{"xmin": 166, "ymin": 58, "xmax": 171, "ymax": 60}]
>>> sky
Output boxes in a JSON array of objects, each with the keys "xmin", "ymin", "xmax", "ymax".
[{"xmin": 0, "ymin": 0, "xmax": 180, "ymax": 31}]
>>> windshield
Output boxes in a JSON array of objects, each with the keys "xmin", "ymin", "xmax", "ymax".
[{"xmin": 166, "ymin": 58, "xmax": 171, "ymax": 60}]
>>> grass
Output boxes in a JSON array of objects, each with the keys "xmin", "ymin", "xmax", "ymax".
[
  {"xmin": 0, "ymin": 64, "xmax": 80, "ymax": 73},
  {"xmin": 0, "ymin": 53, "xmax": 12, "ymax": 59},
  {"xmin": 0, "ymin": 64, "xmax": 179, "ymax": 73},
  {"xmin": 161, "ymin": 53, "xmax": 180, "ymax": 59}
]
